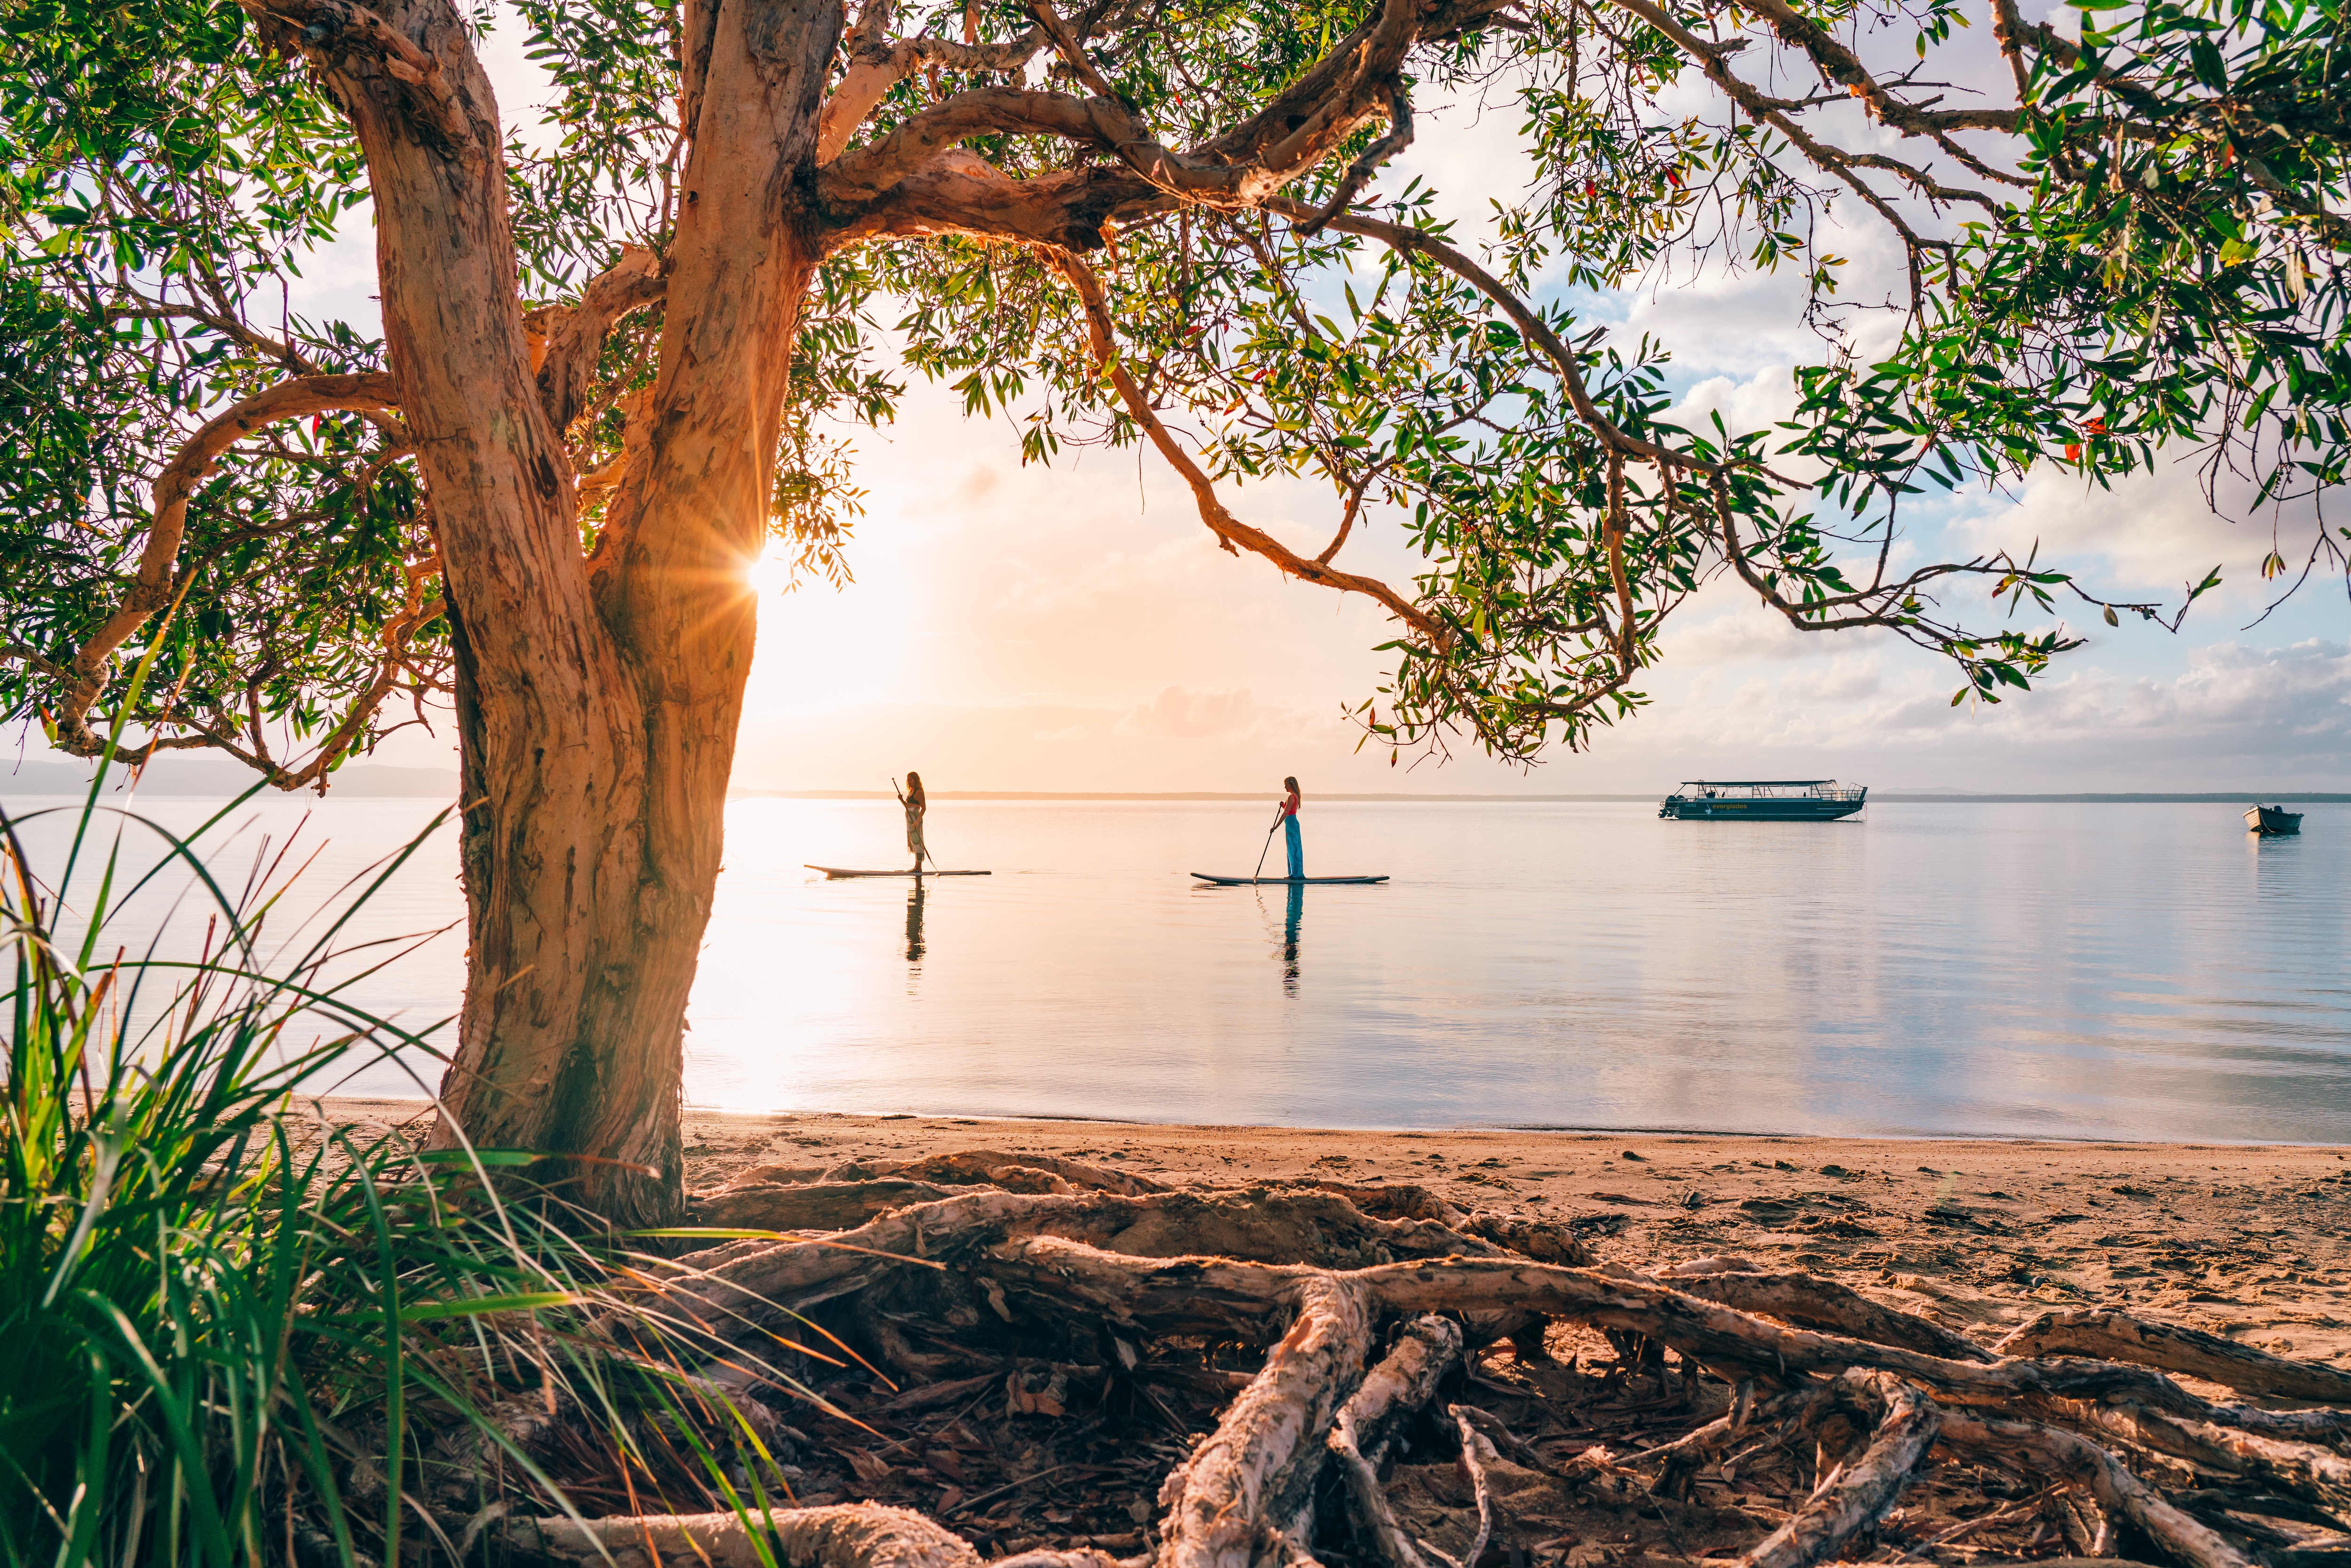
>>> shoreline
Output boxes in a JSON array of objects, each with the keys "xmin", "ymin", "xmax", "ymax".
[
  {"xmin": 326, "ymin": 1100, "xmax": 2351, "ymax": 1370},
  {"xmin": 332, "ymin": 1096, "xmax": 2349, "ymax": 1147}
]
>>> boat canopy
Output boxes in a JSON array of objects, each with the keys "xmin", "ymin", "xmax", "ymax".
[{"xmin": 1674, "ymin": 779, "xmax": 1838, "ymax": 787}]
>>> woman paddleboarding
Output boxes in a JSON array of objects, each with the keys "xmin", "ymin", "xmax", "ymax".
[
  {"xmin": 1277, "ymin": 775, "xmax": 1302, "ymax": 880},
  {"xmin": 894, "ymin": 771, "xmax": 931, "ymax": 874}
]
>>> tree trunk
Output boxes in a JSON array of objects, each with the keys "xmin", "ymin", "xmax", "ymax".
[{"xmin": 346, "ymin": 0, "xmax": 841, "ymax": 1226}]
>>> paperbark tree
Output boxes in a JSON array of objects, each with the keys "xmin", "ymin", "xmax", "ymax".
[{"xmin": 5, "ymin": 0, "xmax": 2345, "ymax": 1220}]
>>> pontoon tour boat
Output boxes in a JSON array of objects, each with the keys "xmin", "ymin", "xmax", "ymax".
[{"xmin": 1658, "ymin": 780, "xmax": 1868, "ymax": 821}]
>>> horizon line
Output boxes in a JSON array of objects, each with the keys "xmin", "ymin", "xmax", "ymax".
[{"xmin": 732, "ymin": 788, "xmax": 2351, "ymax": 804}]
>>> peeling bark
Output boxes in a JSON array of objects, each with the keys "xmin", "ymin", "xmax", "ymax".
[
  {"xmin": 505, "ymin": 1503, "xmax": 982, "ymax": 1568},
  {"xmin": 1739, "ymin": 1370, "xmax": 1939, "ymax": 1568},
  {"xmin": 1998, "ymin": 1308, "xmax": 2351, "ymax": 1402},
  {"xmin": 1329, "ymin": 1318, "xmax": 1463, "ymax": 1568},
  {"xmin": 1652, "ymin": 1268, "xmax": 1997, "ymax": 1363},
  {"xmin": 1156, "ymin": 1275, "xmax": 1372, "ymax": 1568}
]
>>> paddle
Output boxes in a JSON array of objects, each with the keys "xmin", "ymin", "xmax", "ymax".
[{"xmin": 1250, "ymin": 804, "xmax": 1284, "ymax": 882}]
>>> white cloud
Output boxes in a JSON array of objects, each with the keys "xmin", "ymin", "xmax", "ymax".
[
  {"xmin": 1628, "ymin": 636, "xmax": 2351, "ymax": 786},
  {"xmin": 1951, "ymin": 458, "xmax": 2298, "ymax": 606}
]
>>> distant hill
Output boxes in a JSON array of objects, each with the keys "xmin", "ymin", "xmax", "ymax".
[
  {"xmin": 5, "ymin": 762, "xmax": 2340, "ymax": 806},
  {"xmin": 0, "ymin": 756, "xmax": 458, "ymax": 799}
]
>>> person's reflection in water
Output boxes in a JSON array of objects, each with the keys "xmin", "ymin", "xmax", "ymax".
[
  {"xmin": 1280, "ymin": 880, "xmax": 1304, "ymax": 996},
  {"xmin": 904, "ymin": 881, "xmax": 927, "ymax": 966}
]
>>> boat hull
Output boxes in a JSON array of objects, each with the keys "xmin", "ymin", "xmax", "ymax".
[
  {"xmin": 1658, "ymin": 798, "xmax": 1865, "ymax": 821},
  {"xmin": 2246, "ymin": 807, "xmax": 2304, "ymax": 836}
]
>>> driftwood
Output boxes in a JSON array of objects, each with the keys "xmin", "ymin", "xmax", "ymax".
[{"xmin": 458, "ymin": 1164, "xmax": 2351, "ymax": 1568}]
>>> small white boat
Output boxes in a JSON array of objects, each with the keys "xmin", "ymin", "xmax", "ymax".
[{"xmin": 2246, "ymin": 805, "xmax": 2304, "ymax": 836}]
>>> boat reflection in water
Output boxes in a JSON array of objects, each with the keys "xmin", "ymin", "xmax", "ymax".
[{"xmin": 1658, "ymin": 779, "xmax": 1868, "ymax": 821}]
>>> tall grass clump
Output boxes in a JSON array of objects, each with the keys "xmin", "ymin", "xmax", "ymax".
[{"xmin": 0, "ymin": 764, "xmax": 797, "ymax": 1568}]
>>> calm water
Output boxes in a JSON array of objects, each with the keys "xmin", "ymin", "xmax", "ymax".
[{"xmin": 7, "ymin": 793, "xmax": 2347, "ymax": 1140}]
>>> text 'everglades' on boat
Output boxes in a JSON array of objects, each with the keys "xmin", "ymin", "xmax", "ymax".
[{"xmin": 1657, "ymin": 780, "xmax": 1869, "ymax": 821}]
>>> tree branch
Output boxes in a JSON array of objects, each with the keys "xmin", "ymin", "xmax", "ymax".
[
  {"xmin": 821, "ymin": 0, "xmax": 1492, "ymax": 239},
  {"xmin": 1044, "ymin": 248, "xmax": 1445, "ymax": 642},
  {"xmin": 1294, "ymin": 82, "xmax": 1415, "ymax": 236},
  {"xmin": 1269, "ymin": 199, "xmax": 1756, "ymax": 479},
  {"xmin": 242, "ymin": 0, "xmax": 478, "ymax": 153},
  {"xmin": 1598, "ymin": 0, "xmax": 1944, "ymax": 290},
  {"xmin": 523, "ymin": 245, "xmax": 668, "ymax": 434},
  {"xmin": 816, "ymin": 0, "xmax": 1054, "ymax": 165},
  {"xmin": 48, "ymin": 373, "xmax": 402, "ymax": 757}
]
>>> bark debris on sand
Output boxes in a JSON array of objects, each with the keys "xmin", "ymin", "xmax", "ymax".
[{"xmin": 331, "ymin": 1105, "xmax": 2351, "ymax": 1568}]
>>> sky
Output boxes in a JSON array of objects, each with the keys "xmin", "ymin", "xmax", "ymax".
[{"xmin": 33, "ymin": 7, "xmax": 2351, "ymax": 796}]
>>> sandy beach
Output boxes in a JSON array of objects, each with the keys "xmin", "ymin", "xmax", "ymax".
[{"xmin": 330, "ymin": 1099, "xmax": 2351, "ymax": 1364}]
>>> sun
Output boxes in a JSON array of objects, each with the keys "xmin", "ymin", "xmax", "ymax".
[{"xmin": 746, "ymin": 547, "xmax": 798, "ymax": 598}]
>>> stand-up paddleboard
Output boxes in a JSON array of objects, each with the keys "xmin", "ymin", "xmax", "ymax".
[
  {"xmin": 806, "ymin": 866, "xmax": 990, "ymax": 878},
  {"xmin": 1190, "ymin": 873, "xmax": 1388, "ymax": 885}
]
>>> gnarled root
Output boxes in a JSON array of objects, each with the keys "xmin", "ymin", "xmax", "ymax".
[
  {"xmin": 665, "ymin": 1187, "xmax": 1586, "ymax": 1342},
  {"xmin": 695, "ymin": 1179, "xmax": 973, "ymax": 1231},
  {"xmin": 480, "ymin": 1164, "xmax": 2351, "ymax": 1568},
  {"xmin": 502, "ymin": 1503, "xmax": 981, "ymax": 1568},
  {"xmin": 1443, "ymin": 1407, "xmax": 1501, "ymax": 1568},
  {"xmin": 1936, "ymin": 1411, "xmax": 2256, "ymax": 1568},
  {"xmin": 2061, "ymin": 1401, "xmax": 2351, "ymax": 1521},
  {"xmin": 1653, "ymin": 1265, "xmax": 1996, "ymax": 1364},
  {"xmin": 818, "ymin": 1150, "xmax": 1168, "ymax": 1196},
  {"xmin": 1738, "ymin": 1370, "xmax": 1940, "ymax": 1568},
  {"xmin": 1328, "ymin": 1317, "xmax": 1464, "ymax": 1568},
  {"xmin": 1156, "ymin": 1275, "xmax": 1373, "ymax": 1568},
  {"xmin": 1999, "ymin": 1308, "xmax": 2351, "ymax": 1402}
]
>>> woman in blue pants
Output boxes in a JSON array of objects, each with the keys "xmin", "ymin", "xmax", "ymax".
[{"xmin": 1277, "ymin": 776, "xmax": 1302, "ymax": 879}]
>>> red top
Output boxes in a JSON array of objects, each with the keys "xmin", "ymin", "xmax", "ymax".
[{"xmin": 1278, "ymin": 788, "xmax": 1301, "ymax": 819}]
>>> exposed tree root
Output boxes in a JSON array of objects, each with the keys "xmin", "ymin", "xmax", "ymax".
[
  {"xmin": 504, "ymin": 1503, "xmax": 984, "ymax": 1568},
  {"xmin": 1935, "ymin": 1412, "xmax": 2256, "ymax": 1568},
  {"xmin": 1740, "ymin": 1370, "xmax": 1939, "ymax": 1568},
  {"xmin": 1444, "ymin": 1407, "xmax": 1500, "ymax": 1568},
  {"xmin": 1156, "ymin": 1276, "xmax": 1371, "ymax": 1568},
  {"xmin": 395, "ymin": 1155, "xmax": 2351, "ymax": 1568},
  {"xmin": 1641, "ymin": 1265, "xmax": 1998, "ymax": 1364},
  {"xmin": 1328, "ymin": 1318, "xmax": 1462, "ymax": 1568},
  {"xmin": 817, "ymin": 1150, "xmax": 1169, "ymax": 1197},
  {"xmin": 662, "ymin": 1187, "xmax": 1588, "ymax": 1341},
  {"xmin": 1998, "ymin": 1309, "xmax": 2351, "ymax": 1403},
  {"xmin": 696, "ymin": 1179, "xmax": 976, "ymax": 1231}
]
